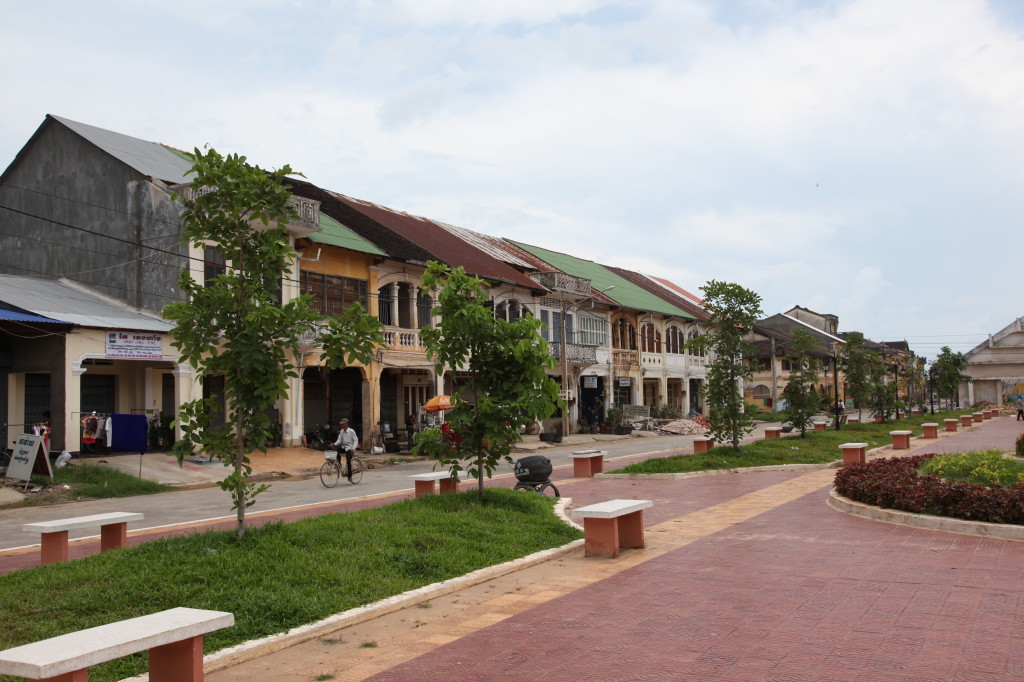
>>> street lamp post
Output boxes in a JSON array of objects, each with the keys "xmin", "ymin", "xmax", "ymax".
[{"xmin": 559, "ymin": 285, "xmax": 615, "ymax": 438}]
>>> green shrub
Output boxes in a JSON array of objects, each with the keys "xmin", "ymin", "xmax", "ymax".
[{"xmin": 918, "ymin": 450, "xmax": 1024, "ymax": 487}]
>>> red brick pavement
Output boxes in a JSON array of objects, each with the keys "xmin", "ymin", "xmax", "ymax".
[{"xmin": 365, "ymin": 418, "xmax": 1024, "ymax": 682}]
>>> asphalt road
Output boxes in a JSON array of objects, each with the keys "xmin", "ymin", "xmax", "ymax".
[{"xmin": 0, "ymin": 430, "xmax": 724, "ymax": 552}]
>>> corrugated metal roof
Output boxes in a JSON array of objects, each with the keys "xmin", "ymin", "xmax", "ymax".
[
  {"xmin": 434, "ymin": 222, "xmax": 536, "ymax": 269},
  {"xmin": 311, "ymin": 212, "xmax": 386, "ymax": 256},
  {"xmin": 510, "ymin": 242, "xmax": 695, "ymax": 319},
  {"xmin": 0, "ymin": 276, "xmax": 173, "ymax": 332},
  {"xmin": 648, "ymin": 276, "xmax": 704, "ymax": 308},
  {"xmin": 50, "ymin": 115, "xmax": 194, "ymax": 184},
  {"xmin": 608, "ymin": 267, "xmax": 708, "ymax": 321},
  {"xmin": 0, "ymin": 307, "xmax": 64, "ymax": 324},
  {"xmin": 329, "ymin": 193, "xmax": 545, "ymax": 291}
]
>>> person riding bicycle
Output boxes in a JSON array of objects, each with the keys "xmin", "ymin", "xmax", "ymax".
[{"xmin": 332, "ymin": 418, "xmax": 359, "ymax": 482}]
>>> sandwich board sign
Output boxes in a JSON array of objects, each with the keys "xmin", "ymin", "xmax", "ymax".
[{"xmin": 6, "ymin": 433, "xmax": 52, "ymax": 484}]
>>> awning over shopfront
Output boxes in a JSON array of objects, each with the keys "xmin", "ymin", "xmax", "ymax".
[
  {"xmin": 0, "ymin": 276, "xmax": 172, "ymax": 331},
  {"xmin": 0, "ymin": 307, "xmax": 63, "ymax": 324}
]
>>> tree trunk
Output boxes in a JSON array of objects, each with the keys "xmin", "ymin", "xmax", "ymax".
[{"xmin": 235, "ymin": 408, "xmax": 246, "ymax": 540}]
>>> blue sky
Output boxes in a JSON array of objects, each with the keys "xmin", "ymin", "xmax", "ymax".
[{"xmin": 2, "ymin": 0, "xmax": 1022, "ymax": 360}]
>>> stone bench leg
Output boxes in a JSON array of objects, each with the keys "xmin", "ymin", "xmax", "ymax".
[
  {"xmin": 582, "ymin": 511, "xmax": 645, "ymax": 558},
  {"xmin": 573, "ymin": 457, "xmax": 603, "ymax": 477},
  {"xmin": 149, "ymin": 634, "xmax": 205, "ymax": 682},
  {"xmin": 40, "ymin": 531, "xmax": 69, "ymax": 566},
  {"xmin": 438, "ymin": 477, "xmax": 459, "ymax": 494},
  {"xmin": 413, "ymin": 480, "xmax": 436, "ymax": 498},
  {"xmin": 100, "ymin": 522, "xmax": 129, "ymax": 553}
]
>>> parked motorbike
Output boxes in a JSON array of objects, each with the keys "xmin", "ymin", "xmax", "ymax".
[{"xmin": 301, "ymin": 424, "xmax": 337, "ymax": 451}]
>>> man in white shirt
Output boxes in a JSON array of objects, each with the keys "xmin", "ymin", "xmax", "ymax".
[{"xmin": 332, "ymin": 418, "xmax": 359, "ymax": 481}]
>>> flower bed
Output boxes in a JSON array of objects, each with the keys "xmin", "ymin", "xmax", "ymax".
[{"xmin": 834, "ymin": 454, "xmax": 1024, "ymax": 525}]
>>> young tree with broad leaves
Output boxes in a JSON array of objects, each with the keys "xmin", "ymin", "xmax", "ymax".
[
  {"xmin": 930, "ymin": 346, "xmax": 968, "ymax": 408},
  {"xmin": 841, "ymin": 332, "xmax": 879, "ymax": 422},
  {"xmin": 165, "ymin": 148, "xmax": 383, "ymax": 539},
  {"xmin": 413, "ymin": 262, "xmax": 561, "ymax": 497},
  {"xmin": 781, "ymin": 329, "xmax": 826, "ymax": 437},
  {"xmin": 686, "ymin": 280, "xmax": 763, "ymax": 450}
]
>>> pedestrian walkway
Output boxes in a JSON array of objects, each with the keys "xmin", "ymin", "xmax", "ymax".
[{"xmin": 199, "ymin": 416, "xmax": 1024, "ymax": 681}]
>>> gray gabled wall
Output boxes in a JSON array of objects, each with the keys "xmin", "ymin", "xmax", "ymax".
[{"xmin": 0, "ymin": 119, "xmax": 187, "ymax": 314}]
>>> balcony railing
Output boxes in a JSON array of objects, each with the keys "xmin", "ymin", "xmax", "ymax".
[
  {"xmin": 612, "ymin": 349, "xmax": 638, "ymax": 366},
  {"xmin": 173, "ymin": 185, "xmax": 320, "ymax": 231},
  {"xmin": 529, "ymin": 272, "xmax": 592, "ymax": 296},
  {"xmin": 549, "ymin": 342, "xmax": 597, "ymax": 365},
  {"xmin": 382, "ymin": 327, "xmax": 425, "ymax": 351}
]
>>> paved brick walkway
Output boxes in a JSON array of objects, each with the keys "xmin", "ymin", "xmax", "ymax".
[
  {"xmin": 9, "ymin": 416, "xmax": 1024, "ymax": 680},
  {"xmin": 209, "ymin": 416, "xmax": 1024, "ymax": 682}
]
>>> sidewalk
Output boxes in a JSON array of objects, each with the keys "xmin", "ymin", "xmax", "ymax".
[{"xmin": 200, "ymin": 416, "xmax": 1024, "ymax": 681}]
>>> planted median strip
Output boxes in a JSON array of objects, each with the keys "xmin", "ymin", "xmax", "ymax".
[{"xmin": 609, "ymin": 410, "xmax": 968, "ymax": 475}]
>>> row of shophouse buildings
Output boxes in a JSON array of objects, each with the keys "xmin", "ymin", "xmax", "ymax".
[{"xmin": 0, "ymin": 115, "xmax": 920, "ymax": 454}]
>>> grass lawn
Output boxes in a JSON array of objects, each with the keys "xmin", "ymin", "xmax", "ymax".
[
  {"xmin": 612, "ymin": 410, "xmax": 969, "ymax": 475},
  {"xmin": 3, "ymin": 463, "xmax": 174, "ymax": 509},
  {"xmin": 0, "ymin": 488, "xmax": 581, "ymax": 682}
]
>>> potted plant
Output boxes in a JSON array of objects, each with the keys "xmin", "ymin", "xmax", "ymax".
[{"xmin": 576, "ymin": 418, "xmax": 589, "ymax": 434}]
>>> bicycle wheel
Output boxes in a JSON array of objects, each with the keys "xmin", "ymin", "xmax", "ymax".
[
  {"xmin": 348, "ymin": 456, "xmax": 364, "ymax": 484},
  {"xmin": 320, "ymin": 460, "xmax": 340, "ymax": 488},
  {"xmin": 538, "ymin": 481, "xmax": 560, "ymax": 498}
]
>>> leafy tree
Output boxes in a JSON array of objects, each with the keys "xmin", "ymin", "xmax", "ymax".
[
  {"xmin": 413, "ymin": 262, "xmax": 560, "ymax": 497},
  {"xmin": 781, "ymin": 329, "xmax": 826, "ymax": 437},
  {"xmin": 841, "ymin": 332, "xmax": 878, "ymax": 421},
  {"xmin": 686, "ymin": 280, "xmax": 762, "ymax": 449},
  {"xmin": 930, "ymin": 346, "xmax": 968, "ymax": 408},
  {"xmin": 165, "ymin": 148, "xmax": 382, "ymax": 539},
  {"xmin": 868, "ymin": 361, "xmax": 898, "ymax": 422}
]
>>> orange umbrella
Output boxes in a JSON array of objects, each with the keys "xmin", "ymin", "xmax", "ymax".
[{"xmin": 423, "ymin": 395, "xmax": 455, "ymax": 412}]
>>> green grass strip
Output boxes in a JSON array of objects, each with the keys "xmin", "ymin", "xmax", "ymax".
[
  {"xmin": 0, "ymin": 488, "xmax": 581, "ymax": 682},
  {"xmin": 613, "ymin": 410, "xmax": 970, "ymax": 474}
]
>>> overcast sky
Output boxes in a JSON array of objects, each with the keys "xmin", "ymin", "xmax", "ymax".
[{"xmin": 3, "ymin": 0, "xmax": 1023, "ymax": 360}]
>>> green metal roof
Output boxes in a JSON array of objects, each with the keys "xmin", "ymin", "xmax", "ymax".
[
  {"xmin": 311, "ymin": 212, "xmax": 387, "ymax": 256},
  {"xmin": 511, "ymin": 242, "xmax": 695, "ymax": 319}
]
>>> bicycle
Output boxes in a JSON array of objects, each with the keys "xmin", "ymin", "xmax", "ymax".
[{"xmin": 320, "ymin": 450, "xmax": 364, "ymax": 487}]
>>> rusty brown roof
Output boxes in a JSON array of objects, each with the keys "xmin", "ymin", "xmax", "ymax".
[{"xmin": 328, "ymin": 192, "xmax": 545, "ymax": 292}]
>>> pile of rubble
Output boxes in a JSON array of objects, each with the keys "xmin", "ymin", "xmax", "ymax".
[{"xmin": 655, "ymin": 418, "xmax": 710, "ymax": 435}]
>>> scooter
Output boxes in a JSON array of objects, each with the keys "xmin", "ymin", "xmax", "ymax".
[{"xmin": 301, "ymin": 424, "xmax": 337, "ymax": 451}]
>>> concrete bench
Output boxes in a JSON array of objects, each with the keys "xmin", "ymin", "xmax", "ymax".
[
  {"xmin": 571, "ymin": 450, "xmax": 606, "ymax": 477},
  {"xmin": 570, "ymin": 499, "xmax": 653, "ymax": 558},
  {"xmin": 23, "ymin": 512, "xmax": 144, "ymax": 566},
  {"xmin": 846, "ymin": 415, "xmax": 860, "ymax": 424},
  {"xmin": 922, "ymin": 423, "xmax": 939, "ymax": 439},
  {"xmin": 972, "ymin": 412, "xmax": 984, "ymax": 423},
  {"xmin": 961, "ymin": 415, "xmax": 974, "ymax": 428},
  {"xmin": 693, "ymin": 437, "xmax": 715, "ymax": 453},
  {"xmin": 944, "ymin": 418, "xmax": 958, "ymax": 432},
  {"xmin": 982, "ymin": 410, "xmax": 992, "ymax": 420},
  {"xmin": 408, "ymin": 471, "xmax": 460, "ymax": 497},
  {"xmin": 813, "ymin": 421, "xmax": 828, "ymax": 432},
  {"xmin": 0, "ymin": 606, "xmax": 233, "ymax": 682},
  {"xmin": 839, "ymin": 443, "xmax": 868, "ymax": 467},
  {"xmin": 763, "ymin": 427, "xmax": 782, "ymax": 440},
  {"xmin": 890, "ymin": 430, "xmax": 912, "ymax": 450}
]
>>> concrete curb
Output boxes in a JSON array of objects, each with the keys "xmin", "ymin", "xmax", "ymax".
[
  {"xmin": 827, "ymin": 490, "xmax": 1024, "ymax": 541},
  {"xmin": 120, "ymin": 497, "xmax": 585, "ymax": 681},
  {"xmin": 594, "ymin": 462, "xmax": 837, "ymax": 480}
]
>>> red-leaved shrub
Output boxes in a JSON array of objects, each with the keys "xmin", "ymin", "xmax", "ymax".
[{"xmin": 834, "ymin": 454, "xmax": 1024, "ymax": 525}]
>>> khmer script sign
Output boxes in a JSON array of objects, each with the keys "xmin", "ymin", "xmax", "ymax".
[{"xmin": 106, "ymin": 331, "xmax": 164, "ymax": 359}]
